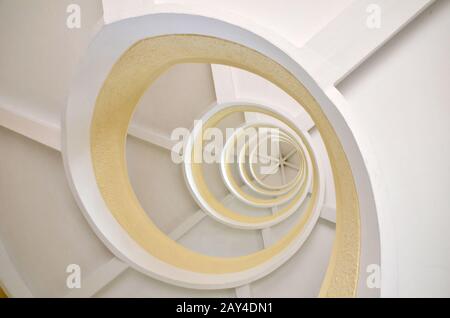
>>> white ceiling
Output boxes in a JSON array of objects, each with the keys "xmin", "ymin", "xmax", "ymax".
[
  {"xmin": 3, "ymin": 0, "xmax": 447, "ymax": 298},
  {"xmin": 0, "ymin": 0, "xmax": 354, "ymax": 298}
]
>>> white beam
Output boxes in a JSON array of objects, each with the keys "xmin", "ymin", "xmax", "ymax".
[
  {"xmin": 0, "ymin": 240, "xmax": 33, "ymax": 298},
  {"xmin": 261, "ymin": 227, "xmax": 275, "ymax": 248},
  {"xmin": 0, "ymin": 102, "xmax": 60, "ymax": 151},
  {"xmin": 261, "ymin": 206, "xmax": 279, "ymax": 248},
  {"xmin": 283, "ymin": 161, "xmax": 299, "ymax": 171},
  {"xmin": 294, "ymin": 113, "xmax": 315, "ymax": 132},
  {"xmin": 300, "ymin": 0, "xmax": 435, "ymax": 86},
  {"xmin": 168, "ymin": 190, "xmax": 253, "ymax": 241},
  {"xmin": 168, "ymin": 210, "xmax": 207, "ymax": 241},
  {"xmin": 271, "ymin": 206, "xmax": 278, "ymax": 215},
  {"xmin": 279, "ymin": 163, "xmax": 286, "ymax": 185},
  {"xmin": 210, "ymin": 64, "xmax": 236, "ymax": 103},
  {"xmin": 0, "ymin": 100, "xmax": 177, "ymax": 154},
  {"xmin": 64, "ymin": 257, "xmax": 128, "ymax": 298},
  {"xmin": 282, "ymin": 149, "xmax": 297, "ymax": 162},
  {"xmin": 320, "ymin": 205, "xmax": 336, "ymax": 224},
  {"xmin": 128, "ymin": 124, "xmax": 176, "ymax": 152},
  {"xmin": 235, "ymin": 284, "xmax": 251, "ymax": 298}
]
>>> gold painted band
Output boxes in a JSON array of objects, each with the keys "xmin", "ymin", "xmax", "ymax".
[{"xmin": 90, "ymin": 34, "xmax": 360, "ymax": 297}]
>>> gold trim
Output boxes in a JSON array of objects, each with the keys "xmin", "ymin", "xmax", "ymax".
[
  {"xmin": 90, "ymin": 35, "xmax": 360, "ymax": 296},
  {"xmin": 0, "ymin": 286, "xmax": 7, "ymax": 298},
  {"xmin": 195, "ymin": 111, "xmax": 311, "ymax": 223}
]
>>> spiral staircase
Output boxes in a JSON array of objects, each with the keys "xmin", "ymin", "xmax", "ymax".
[{"xmin": 0, "ymin": 0, "xmax": 449, "ymax": 298}]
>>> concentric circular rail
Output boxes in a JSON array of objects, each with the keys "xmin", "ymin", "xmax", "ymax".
[
  {"xmin": 236, "ymin": 124, "xmax": 305, "ymax": 197},
  {"xmin": 183, "ymin": 102, "xmax": 319, "ymax": 230},
  {"xmin": 64, "ymin": 13, "xmax": 367, "ymax": 295}
]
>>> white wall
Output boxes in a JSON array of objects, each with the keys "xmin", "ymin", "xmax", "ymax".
[
  {"xmin": 0, "ymin": 127, "xmax": 112, "ymax": 297},
  {"xmin": 0, "ymin": 0, "xmax": 103, "ymax": 124},
  {"xmin": 151, "ymin": 0, "xmax": 355, "ymax": 47},
  {"xmin": 338, "ymin": 0, "xmax": 450, "ymax": 297}
]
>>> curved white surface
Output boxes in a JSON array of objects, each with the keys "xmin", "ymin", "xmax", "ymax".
[{"xmin": 63, "ymin": 12, "xmax": 330, "ymax": 289}]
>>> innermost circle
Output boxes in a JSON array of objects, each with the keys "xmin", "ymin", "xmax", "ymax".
[{"xmin": 248, "ymin": 130, "xmax": 303, "ymax": 192}]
